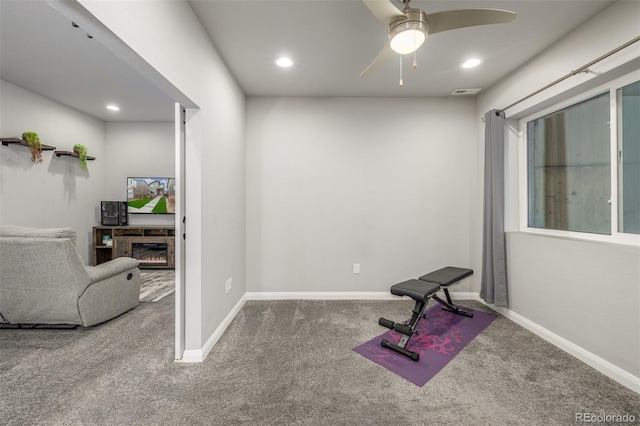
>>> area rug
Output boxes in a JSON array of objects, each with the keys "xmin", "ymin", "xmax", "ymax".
[
  {"xmin": 139, "ymin": 271, "xmax": 175, "ymax": 302},
  {"xmin": 353, "ymin": 304, "xmax": 496, "ymax": 386}
]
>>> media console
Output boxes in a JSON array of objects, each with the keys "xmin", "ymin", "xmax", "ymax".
[{"xmin": 92, "ymin": 225, "xmax": 175, "ymax": 269}]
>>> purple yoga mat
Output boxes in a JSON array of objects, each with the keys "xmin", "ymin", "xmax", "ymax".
[{"xmin": 353, "ymin": 305, "xmax": 496, "ymax": 386}]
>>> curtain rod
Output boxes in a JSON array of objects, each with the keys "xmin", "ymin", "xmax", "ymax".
[{"xmin": 496, "ymin": 36, "xmax": 640, "ymax": 117}]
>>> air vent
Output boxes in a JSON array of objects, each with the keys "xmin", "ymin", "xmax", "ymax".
[{"xmin": 451, "ymin": 88, "xmax": 482, "ymax": 96}]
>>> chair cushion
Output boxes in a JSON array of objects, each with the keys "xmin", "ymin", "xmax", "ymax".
[
  {"xmin": 419, "ymin": 266, "xmax": 473, "ymax": 287},
  {"xmin": 390, "ymin": 279, "xmax": 440, "ymax": 302}
]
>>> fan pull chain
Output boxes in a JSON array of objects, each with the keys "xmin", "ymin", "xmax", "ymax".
[
  {"xmin": 399, "ymin": 56, "xmax": 403, "ymax": 87},
  {"xmin": 413, "ymin": 52, "xmax": 417, "ymax": 69}
]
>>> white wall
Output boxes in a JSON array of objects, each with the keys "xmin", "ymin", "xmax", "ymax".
[
  {"xmin": 78, "ymin": 0, "xmax": 246, "ymax": 352},
  {"xmin": 246, "ymin": 97, "xmax": 477, "ymax": 293},
  {"xmin": 104, "ymin": 122, "xmax": 174, "ymax": 227},
  {"xmin": 477, "ymin": 1, "xmax": 640, "ymax": 383},
  {"xmin": 507, "ymin": 233, "xmax": 640, "ymax": 377},
  {"xmin": 0, "ymin": 80, "xmax": 106, "ymax": 263}
]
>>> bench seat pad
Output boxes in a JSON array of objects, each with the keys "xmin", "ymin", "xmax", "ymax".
[
  {"xmin": 390, "ymin": 279, "xmax": 440, "ymax": 302},
  {"xmin": 419, "ymin": 266, "xmax": 473, "ymax": 287}
]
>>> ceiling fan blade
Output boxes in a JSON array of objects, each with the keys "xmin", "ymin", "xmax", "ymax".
[
  {"xmin": 425, "ymin": 9, "xmax": 516, "ymax": 35},
  {"xmin": 360, "ymin": 42, "xmax": 396, "ymax": 77},
  {"xmin": 362, "ymin": 0, "xmax": 406, "ymax": 26}
]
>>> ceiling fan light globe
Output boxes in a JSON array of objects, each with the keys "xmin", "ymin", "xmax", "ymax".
[
  {"xmin": 390, "ymin": 29, "xmax": 426, "ymax": 54},
  {"xmin": 387, "ymin": 9, "xmax": 428, "ymax": 55}
]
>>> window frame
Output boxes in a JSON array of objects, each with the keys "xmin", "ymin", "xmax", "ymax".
[{"xmin": 519, "ymin": 71, "xmax": 640, "ymax": 246}]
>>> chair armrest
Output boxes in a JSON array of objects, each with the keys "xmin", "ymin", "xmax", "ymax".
[
  {"xmin": 79, "ymin": 257, "xmax": 141, "ymax": 326},
  {"xmin": 85, "ymin": 257, "xmax": 139, "ymax": 283}
]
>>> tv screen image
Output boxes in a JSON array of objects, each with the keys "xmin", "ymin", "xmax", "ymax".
[{"xmin": 127, "ymin": 177, "xmax": 176, "ymax": 214}]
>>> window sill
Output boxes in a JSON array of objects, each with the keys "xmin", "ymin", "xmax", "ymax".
[{"xmin": 516, "ymin": 227, "xmax": 640, "ymax": 248}]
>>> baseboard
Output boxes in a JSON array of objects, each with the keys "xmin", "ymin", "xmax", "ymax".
[
  {"xmin": 448, "ymin": 291, "xmax": 478, "ymax": 300},
  {"xmin": 180, "ymin": 349, "xmax": 204, "ymax": 363},
  {"xmin": 177, "ymin": 294, "xmax": 248, "ymax": 363},
  {"xmin": 245, "ymin": 291, "xmax": 477, "ymax": 301},
  {"xmin": 475, "ymin": 296, "xmax": 640, "ymax": 394},
  {"xmin": 245, "ymin": 291, "xmax": 395, "ymax": 300}
]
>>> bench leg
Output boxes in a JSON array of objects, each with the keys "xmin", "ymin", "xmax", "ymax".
[
  {"xmin": 381, "ymin": 338, "xmax": 420, "ymax": 361},
  {"xmin": 379, "ymin": 299, "xmax": 427, "ymax": 361},
  {"xmin": 432, "ymin": 288, "xmax": 473, "ymax": 317}
]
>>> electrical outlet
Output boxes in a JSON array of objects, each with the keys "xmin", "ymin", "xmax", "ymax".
[
  {"xmin": 225, "ymin": 277, "xmax": 232, "ymax": 294},
  {"xmin": 353, "ymin": 264, "xmax": 360, "ymax": 274}
]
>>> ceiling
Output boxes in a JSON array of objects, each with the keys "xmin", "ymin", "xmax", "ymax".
[
  {"xmin": 1, "ymin": 0, "xmax": 616, "ymax": 122},
  {"xmin": 0, "ymin": 0, "xmax": 176, "ymax": 122},
  {"xmin": 190, "ymin": 0, "xmax": 615, "ymax": 97}
]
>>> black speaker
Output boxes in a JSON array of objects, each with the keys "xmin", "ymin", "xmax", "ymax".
[
  {"xmin": 119, "ymin": 201, "xmax": 128, "ymax": 225},
  {"xmin": 101, "ymin": 201, "xmax": 128, "ymax": 226}
]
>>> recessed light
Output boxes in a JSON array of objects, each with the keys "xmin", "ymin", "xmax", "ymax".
[
  {"xmin": 275, "ymin": 57, "xmax": 293, "ymax": 68},
  {"xmin": 462, "ymin": 58, "xmax": 482, "ymax": 69},
  {"xmin": 106, "ymin": 105, "xmax": 120, "ymax": 111}
]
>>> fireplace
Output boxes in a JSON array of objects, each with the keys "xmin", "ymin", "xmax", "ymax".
[{"xmin": 132, "ymin": 242, "xmax": 168, "ymax": 267}]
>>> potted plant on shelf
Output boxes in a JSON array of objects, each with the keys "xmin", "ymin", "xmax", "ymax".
[
  {"xmin": 22, "ymin": 131, "xmax": 43, "ymax": 164},
  {"xmin": 73, "ymin": 144, "xmax": 88, "ymax": 171}
]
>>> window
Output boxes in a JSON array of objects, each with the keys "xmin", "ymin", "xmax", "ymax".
[
  {"xmin": 523, "ymin": 75, "xmax": 640, "ymax": 241},
  {"xmin": 618, "ymin": 80, "xmax": 640, "ymax": 234},
  {"xmin": 527, "ymin": 92, "xmax": 610, "ymax": 234}
]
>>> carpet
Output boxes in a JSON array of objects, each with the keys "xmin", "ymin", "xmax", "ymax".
[
  {"xmin": 353, "ymin": 304, "xmax": 496, "ymax": 386},
  {"xmin": 139, "ymin": 270, "xmax": 175, "ymax": 302},
  {"xmin": 3, "ymin": 299, "xmax": 639, "ymax": 425}
]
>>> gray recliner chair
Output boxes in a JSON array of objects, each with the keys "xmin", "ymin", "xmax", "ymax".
[{"xmin": 0, "ymin": 225, "xmax": 141, "ymax": 327}]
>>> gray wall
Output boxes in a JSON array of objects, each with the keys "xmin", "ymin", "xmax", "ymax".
[
  {"xmin": 477, "ymin": 1, "xmax": 640, "ymax": 380},
  {"xmin": 104, "ymin": 122, "xmax": 175, "ymax": 227},
  {"xmin": 0, "ymin": 82, "xmax": 182, "ymax": 364},
  {"xmin": 0, "ymin": 80, "xmax": 106, "ymax": 263},
  {"xmin": 507, "ymin": 232, "xmax": 640, "ymax": 377},
  {"xmin": 0, "ymin": 81, "xmax": 176, "ymax": 261},
  {"xmin": 246, "ymin": 97, "xmax": 477, "ymax": 293}
]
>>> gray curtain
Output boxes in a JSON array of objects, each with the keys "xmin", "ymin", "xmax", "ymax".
[{"xmin": 480, "ymin": 110, "xmax": 509, "ymax": 307}]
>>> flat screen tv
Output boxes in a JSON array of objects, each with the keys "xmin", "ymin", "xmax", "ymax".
[{"xmin": 127, "ymin": 177, "xmax": 175, "ymax": 214}]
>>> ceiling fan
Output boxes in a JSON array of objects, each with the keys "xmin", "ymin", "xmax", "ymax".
[{"xmin": 361, "ymin": 0, "xmax": 516, "ymax": 77}]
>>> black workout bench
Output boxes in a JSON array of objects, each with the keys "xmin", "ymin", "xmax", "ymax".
[{"xmin": 378, "ymin": 266, "xmax": 474, "ymax": 361}]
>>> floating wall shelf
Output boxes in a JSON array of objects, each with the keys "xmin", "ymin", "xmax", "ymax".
[
  {"xmin": 1, "ymin": 137, "xmax": 56, "ymax": 150},
  {"xmin": 54, "ymin": 151, "xmax": 96, "ymax": 161},
  {"xmin": 2, "ymin": 137, "xmax": 96, "ymax": 162}
]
